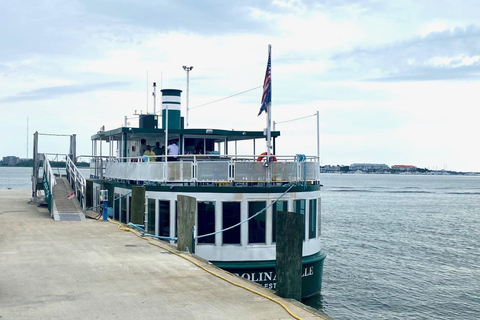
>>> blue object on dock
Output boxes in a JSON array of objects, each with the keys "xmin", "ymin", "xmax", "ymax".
[{"xmin": 102, "ymin": 200, "xmax": 108, "ymax": 221}]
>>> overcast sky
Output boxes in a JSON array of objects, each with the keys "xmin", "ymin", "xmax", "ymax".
[{"xmin": 1, "ymin": 0, "xmax": 479, "ymax": 172}]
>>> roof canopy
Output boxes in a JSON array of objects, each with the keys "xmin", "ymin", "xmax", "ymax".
[{"xmin": 91, "ymin": 127, "xmax": 280, "ymax": 143}]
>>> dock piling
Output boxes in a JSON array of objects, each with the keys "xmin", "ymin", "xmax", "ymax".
[
  {"xmin": 131, "ymin": 186, "xmax": 145, "ymax": 225},
  {"xmin": 177, "ymin": 195, "xmax": 196, "ymax": 252},
  {"xmin": 276, "ymin": 210, "xmax": 303, "ymax": 300}
]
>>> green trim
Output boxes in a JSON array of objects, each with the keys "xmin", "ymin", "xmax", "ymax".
[
  {"xmin": 94, "ymin": 181, "xmax": 320, "ymax": 194},
  {"xmin": 145, "ymin": 185, "xmax": 320, "ymax": 193},
  {"xmin": 162, "ymin": 101, "xmax": 181, "ymax": 104},
  {"xmin": 161, "ymin": 89, "xmax": 182, "ymax": 96},
  {"xmin": 91, "ymin": 126, "xmax": 280, "ymax": 142},
  {"xmin": 212, "ymin": 251, "xmax": 326, "ymax": 298},
  {"xmin": 43, "ymin": 171, "xmax": 52, "ymax": 212},
  {"xmin": 211, "ymin": 251, "xmax": 326, "ymax": 269}
]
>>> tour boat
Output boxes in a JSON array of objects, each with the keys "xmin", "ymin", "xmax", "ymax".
[{"xmin": 86, "ymin": 88, "xmax": 326, "ymax": 298}]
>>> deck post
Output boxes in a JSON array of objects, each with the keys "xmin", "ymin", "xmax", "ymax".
[
  {"xmin": 276, "ymin": 210, "xmax": 303, "ymax": 300},
  {"xmin": 131, "ymin": 186, "xmax": 145, "ymax": 225},
  {"xmin": 177, "ymin": 195, "xmax": 196, "ymax": 253}
]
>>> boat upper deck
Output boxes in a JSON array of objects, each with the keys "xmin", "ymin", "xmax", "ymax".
[
  {"xmin": 90, "ymin": 125, "xmax": 320, "ymax": 186},
  {"xmin": 93, "ymin": 154, "xmax": 321, "ymax": 187}
]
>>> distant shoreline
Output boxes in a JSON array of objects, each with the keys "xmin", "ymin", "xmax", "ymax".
[
  {"xmin": 0, "ymin": 162, "xmax": 90, "ymax": 168},
  {"xmin": 2, "ymin": 164, "xmax": 478, "ymax": 176},
  {"xmin": 320, "ymin": 171, "xmax": 480, "ymax": 176}
]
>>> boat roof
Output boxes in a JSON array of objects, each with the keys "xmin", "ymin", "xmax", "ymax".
[{"xmin": 91, "ymin": 127, "xmax": 280, "ymax": 142}]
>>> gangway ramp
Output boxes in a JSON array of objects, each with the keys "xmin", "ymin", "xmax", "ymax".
[{"xmin": 52, "ymin": 176, "xmax": 85, "ymax": 221}]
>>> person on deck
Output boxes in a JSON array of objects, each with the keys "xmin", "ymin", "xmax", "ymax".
[
  {"xmin": 153, "ymin": 141, "xmax": 163, "ymax": 161},
  {"xmin": 167, "ymin": 140, "xmax": 179, "ymax": 161},
  {"xmin": 140, "ymin": 139, "xmax": 147, "ymax": 156},
  {"xmin": 143, "ymin": 145, "xmax": 156, "ymax": 162}
]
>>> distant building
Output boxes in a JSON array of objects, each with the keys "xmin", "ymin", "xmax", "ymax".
[
  {"xmin": 349, "ymin": 163, "xmax": 390, "ymax": 172},
  {"xmin": 321, "ymin": 165, "xmax": 341, "ymax": 173},
  {"xmin": 392, "ymin": 165, "xmax": 416, "ymax": 172},
  {"xmin": 2, "ymin": 156, "xmax": 19, "ymax": 165}
]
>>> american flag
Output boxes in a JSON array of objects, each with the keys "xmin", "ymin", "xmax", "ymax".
[{"xmin": 258, "ymin": 47, "xmax": 271, "ymax": 116}]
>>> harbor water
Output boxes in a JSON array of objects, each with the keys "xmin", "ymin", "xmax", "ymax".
[
  {"xmin": 1, "ymin": 167, "xmax": 479, "ymax": 320},
  {"xmin": 306, "ymin": 173, "xmax": 480, "ymax": 320}
]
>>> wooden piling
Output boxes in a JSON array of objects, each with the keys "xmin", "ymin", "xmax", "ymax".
[
  {"xmin": 276, "ymin": 210, "xmax": 303, "ymax": 300},
  {"xmin": 177, "ymin": 195, "xmax": 196, "ymax": 252},
  {"xmin": 131, "ymin": 186, "xmax": 145, "ymax": 225}
]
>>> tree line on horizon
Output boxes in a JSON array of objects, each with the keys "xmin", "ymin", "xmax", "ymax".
[{"xmin": 0, "ymin": 159, "xmax": 90, "ymax": 168}]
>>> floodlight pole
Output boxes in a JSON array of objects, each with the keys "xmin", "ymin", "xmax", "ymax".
[{"xmin": 183, "ymin": 66, "xmax": 193, "ymax": 128}]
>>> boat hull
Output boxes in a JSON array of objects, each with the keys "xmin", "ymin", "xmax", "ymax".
[{"xmin": 212, "ymin": 251, "xmax": 326, "ymax": 298}]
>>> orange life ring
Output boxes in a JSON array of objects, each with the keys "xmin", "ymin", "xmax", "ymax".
[{"xmin": 256, "ymin": 152, "xmax": 277, "ymax": 162}]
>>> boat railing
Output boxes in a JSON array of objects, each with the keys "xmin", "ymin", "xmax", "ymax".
[
  {"xmin": 98, "ymin": 154, "xmax": 320, "ymax": 185},
  {"xmin": 66, "ymin": 155, "xmax": 87, "ymax": 210},
  {"xmin": 88, "ymin": 155, "xmax": 111, "ymax": 179}
]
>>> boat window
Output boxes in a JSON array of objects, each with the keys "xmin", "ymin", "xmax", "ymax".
[
  {"xmin": 206, "ymin": 139, "xmax": 215, "ymax": 153},
  {"xmin": 294, "ymin": 199, "xmax": 306, "ymax": 240},
  {"xmin": 158, "ymin": 200, "xmax": 170, "ymax": 238},
  {"xmin": 184, "ymin": 138, "xmax": 196, "ymax": 154},
  {"xmin": 188, "ymin": 138, "xmax": 205, "ymax": 154},
  {"xmin": 198, "ymin": 201, "xmax": 215, "ymax": 244},
  {"xmin": 222, "ymin": 202, "xmax": 241, "ymax": 244},
  {"xmin": 272, "ymin": 201, "xmax": 288, "ymax": 243},
  {"xmin": 183, "ymin": 138, "xmax": 217, "ymax": 155},
  {"xmin": 309, "ymin": 199, "xmax": 317, "ymax": 239},
  {"xmin": 114, "ymin": 193, "xmax": 120, "ymax": 221},
  {"xmin": 317, "ymin": 198, "xmax": 321, "ymax": 237},
  {"xmin": 248, "ymin": 201, "xmax": 266, "ymax": 244},
  {"xmin": 94, "ymin": 186, "xmax": 99, "ymax": 208},
  {"xmin": 147, "ymin": 199, "xmax": 155, "ymax": 233}
]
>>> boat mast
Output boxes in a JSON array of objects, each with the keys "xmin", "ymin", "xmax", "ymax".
[
  {"xmin": 153, "ymin": 82, "xmax": 157, "ymax": 115},
  {"xmin": 146, "ymin": 70, "xmax": 149, "ymax": 114}
]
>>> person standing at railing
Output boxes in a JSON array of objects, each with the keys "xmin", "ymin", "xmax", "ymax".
[
  {"xmin": 140, "ymin": 139, "xmax": 147, "ymax": 156},
  {"xmin": 144, "ymin": 145, "xmax": 156, "ymax": 162},
  {"xmin": 167, "ymin": 140, "xmax": 179, "ymax": 161},
  {"xmin": 153, "ymin": 141, "xmax": 163, "ymax": 161}
]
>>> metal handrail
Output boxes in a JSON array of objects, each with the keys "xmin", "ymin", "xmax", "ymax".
[{"xmin": 66, "ymin": 155, "xmax": 87, "ymax": 210}]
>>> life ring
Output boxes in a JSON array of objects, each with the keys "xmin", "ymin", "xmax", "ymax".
[{"xmin": 256, "ymin": 152, "xmax": 277, "ymax": 162}]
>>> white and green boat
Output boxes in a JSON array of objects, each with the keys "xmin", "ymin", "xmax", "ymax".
[{"xmin": 86, "ymin": 89, "xmax": 326, "ymax": 298}]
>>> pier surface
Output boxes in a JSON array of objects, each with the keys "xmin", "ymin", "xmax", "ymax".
[{"xmin": 0, "ymin": 190, "xmax": 327, "ymax": 320}]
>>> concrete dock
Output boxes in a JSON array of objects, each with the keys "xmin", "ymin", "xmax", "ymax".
[{"xmin": 0, "ymin": 190, "xmax": 328, "ymax": 320}]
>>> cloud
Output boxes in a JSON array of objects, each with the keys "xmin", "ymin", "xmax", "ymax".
[
  {"xmin": 329, "ymin": 25, "xmax": 480, "ymax": 81},
  {"xmin": 0, "ymin": 82, "xmax": 129, "ymax": 103}
]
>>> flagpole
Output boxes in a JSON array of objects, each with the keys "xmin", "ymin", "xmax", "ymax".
[
  {"xmin": 266, "ymin": 45, "xmax": 272, "ymax": 183},
  {"xmin": 266, "ymin": 45, "xmax": 272, "ymax": 158},
  {"xmin": 258, "ymin": 44, "xmax": 272, "ymax": 182}
]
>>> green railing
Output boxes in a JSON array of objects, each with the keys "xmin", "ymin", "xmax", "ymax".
[{"xmin": 42, "ymin": 155, "xmax": 56, "ymax": 213}]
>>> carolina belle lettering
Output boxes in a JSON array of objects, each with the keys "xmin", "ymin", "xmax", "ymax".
[{"xmin": 234, "ymin": 266, "xmax": 314, "ymax": 289}]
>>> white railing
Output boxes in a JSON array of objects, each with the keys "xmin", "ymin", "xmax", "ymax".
[
  {"xmin": 88, "ymin": 155, "xmax": 111, "ymax": 179},
  {"xmin": 99, "ymin": 154, "xmax": 321, "ymax": 185},
  {"xmin": 66, "ymin": 155, "xmax": 87, "ymax": 210}
]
